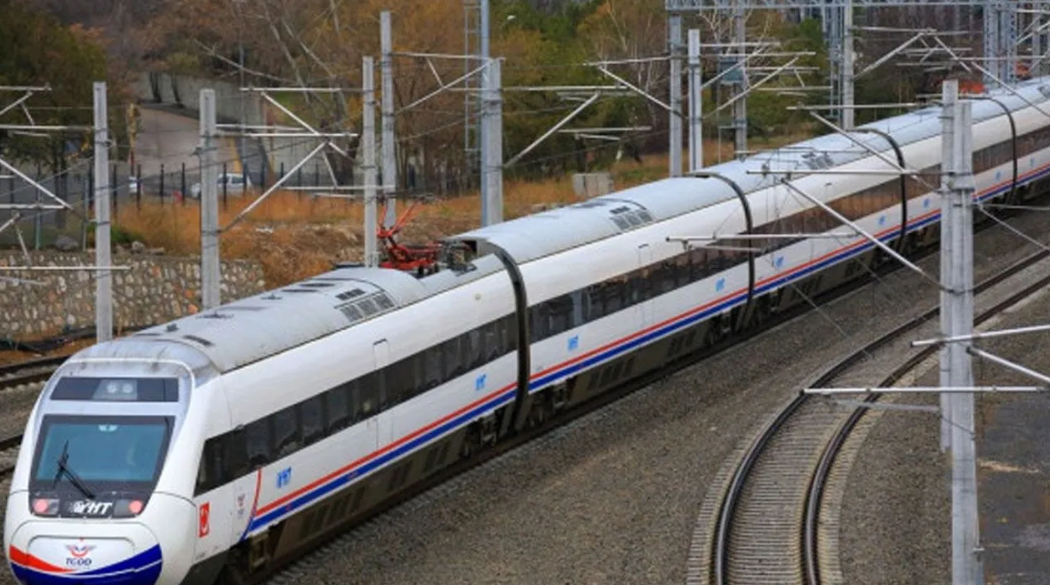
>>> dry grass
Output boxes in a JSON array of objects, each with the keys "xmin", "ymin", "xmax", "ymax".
[{"xmin": 114, "ymin": 134, "xmax": 811, "ymax": 288}]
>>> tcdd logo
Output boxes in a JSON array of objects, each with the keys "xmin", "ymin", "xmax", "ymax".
[{"xmin": 65, "ymin": 543, "xmax": 95, "ymax": 568}]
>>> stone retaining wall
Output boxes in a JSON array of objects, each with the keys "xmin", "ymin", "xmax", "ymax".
[{"xmin": 0, "ymin": 252, "xmax": 266, "ymax": 340}]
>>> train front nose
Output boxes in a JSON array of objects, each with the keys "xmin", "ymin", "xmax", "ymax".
[{"xmin": 7, "ymin": 521, "xmax": 162, "ymax": 585}]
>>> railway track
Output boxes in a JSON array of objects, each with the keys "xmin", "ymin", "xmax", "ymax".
[
  {"xmin": 704, "ymin": 247, "xmax": 1050, "ymax": 585},
  {"xmin": 0, "ymin": 357, "xmax": 66, "ymax": 479},
  {"xmin": 0, "ymin": 355, "xmax": 67, "ymax": 390}
]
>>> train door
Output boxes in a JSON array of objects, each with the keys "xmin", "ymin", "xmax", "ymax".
[
  {"xmin": 373, "ymin": 340, "xmax": 391, "ymax": 446},
  {"xmin": 636, "ymin": 244, "xmax": 652, "ymax": 328}
]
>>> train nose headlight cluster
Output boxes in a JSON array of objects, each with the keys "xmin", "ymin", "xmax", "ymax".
[
  {"xmin": 114, "ymin": 499, "xmax": 145, "ymax": 517},
  {"xmin": 31, "ymin": 498, "xmax": 59, "ymax": 516}
]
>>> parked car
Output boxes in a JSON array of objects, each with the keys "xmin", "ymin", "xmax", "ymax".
[{"xmin": 190, "ymin": 172, "xmax": 251, "ymax": 198}]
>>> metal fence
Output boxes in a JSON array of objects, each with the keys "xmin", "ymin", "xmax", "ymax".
[{"xmin": 0, "ymin": 159, "xmax": 341, "ymax": 250}]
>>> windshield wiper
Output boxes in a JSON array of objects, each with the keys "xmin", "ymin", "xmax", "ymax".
[{"xmin": 51, "ymin": 440, "xmax": 95, "ymax": 500}]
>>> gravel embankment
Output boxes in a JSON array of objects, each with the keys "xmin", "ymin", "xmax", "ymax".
[{"xmin": 1, "ymin": 208, "xmax": 1048, "ymax": 585}]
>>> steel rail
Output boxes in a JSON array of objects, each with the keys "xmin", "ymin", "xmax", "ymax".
[{"xmin": 710, "ymin": 245, "xmax": 1050, "ymax": 585}]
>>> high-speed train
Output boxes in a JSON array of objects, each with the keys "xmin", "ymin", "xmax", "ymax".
[{"xmin": 8, "ymin": 76, "xmax": 1050, "ymax": 585}]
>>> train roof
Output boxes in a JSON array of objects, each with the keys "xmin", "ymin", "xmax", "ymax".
[
  {"xmin": 454, "ymin": 76, "xmax": 1050, "ymax": 263},
  {"xmin": 73, "ymin": 77, "xmax": 1050, "ymax": 375},
  {"xmin": 89, "ymin": 255, "xmax": 506, "ymax": 374}
]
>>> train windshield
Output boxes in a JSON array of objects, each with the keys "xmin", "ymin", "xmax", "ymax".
[{"xmin": 30, "ymin": 415, "xmax": 173, "ymax": 491}]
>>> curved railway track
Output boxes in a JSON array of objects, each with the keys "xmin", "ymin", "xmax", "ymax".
[{"xmin": 707, "ymin": 247, "xmax": 1050, "ymax": 585}]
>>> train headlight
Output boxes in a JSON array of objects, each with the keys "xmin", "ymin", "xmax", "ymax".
[
  {"xmin": 31, "ymin": 498, "xmax": 59, "ymax": 516},
  {"xmin": 113, "ymin": 499, "xmax": 145, "ymax": 518}
]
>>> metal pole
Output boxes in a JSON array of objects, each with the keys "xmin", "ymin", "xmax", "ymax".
[
  {"xmin": 733, "ymin": 0, "xmax": 747, "ymax": 159},
  {"xmin": 481, "ymin": 59, "xmax": 502, "ymax": 227},
  {"xmin": 688, "ymin": 28, "xmax": 703, "ymax": 173},
  {"xmin": 381, "ymin": 11, "xmax": 397, "ymax": 228},
  {"xmin": 93, "ymin": 81, "xmax": 112, "ymax": 343},
  {"xmin": 480, "ymin": 0, "xmax": 489, "ymax": 68},
  {"xmin": 1002, "ymin": 1, "xmax": 1017, "ymax": 84},
  {"xmin": 669, "ymin": 14, "xmax": 683, "ymax": 177},
  {"xmin": 939, "ymin": 79, "xmax": 983, "ymax": 585},
  {"xmin": 1033, "ymin": 4, "xmax": 1043, "ymax": 77},
  {"xmin": 984, "ymin": 1, "xmax": 1000, "ymax": 86},
  {"xmin": 200, "ymin": 89, "xmax": 221, "ymax": 310},
  {"xmin": 842, "ymin": 0, "xmax": 855, "ymax": 130},
  {"xmin": 363, "ymin": 57, "xmax": 379, "ymax": 268}
]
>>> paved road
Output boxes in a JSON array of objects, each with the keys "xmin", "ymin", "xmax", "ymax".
[
  {"xmin": 135, "ymin": 108, "xmax": 240, "ymax": 181},
  {"xmin": 974, "ymin": 289, "xmax": 1050, "ymax": 585}
]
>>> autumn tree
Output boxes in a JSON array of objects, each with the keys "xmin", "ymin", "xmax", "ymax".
[{"xmin": 0, "ymin": 0, "xmax": 108, "ymax": 178}]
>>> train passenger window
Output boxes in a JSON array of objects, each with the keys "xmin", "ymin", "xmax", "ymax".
[
  {"xmin": 300, "ymin": 395, "xmax": 325, "ymax": 446},
  {"xmin": 195, "ymin": 437, "xmax": 223, "ymax": 495},
  {"xmin": 271, "ymin": 406, "xmax": 300, "ymax": 458},
  {"xmin": 444, "ymin": 336, "xmax": 463, "ymax": 379},
  {"xmin": 482, "ymin": 322, "xmax": 499, "ymax": 361},
  {"xmin": 689, "ymin": 248, "xmax": 707, "ymax": 280},
  {"xmin": 603, "ymin": 280, "xmax": 623, "ymax": 314},
  {"xmin": 585, "ymin": 286, "xmax": 603, "ymax": 322},
  {"xmin": 529, "ymin": 304, "xmax": 550, "ymax": 342},
  {"xmin": 410, "ymin": 354, "xmax": 427, "ymax": 399},
  {"xmin": 375, "ymin": 368, "xmax": 389, "ymax": 411},
  {"xmin": 358, "ymin": 373, "xmax": 380, "ymax": 418},
  {"xmin": 457, "ymin": 332, "xmax": 472, "ymax": 373},
  {"xmin": 548, "ymin": 295, "xmax": 574, "ymax": 336},
  {"xmin": 500, "ymin": 315, "xmax": 517, "ymax": 354},
  {"xmin": 326, "ymin": 384, "xmax": 351, "ymax": 432},
  {"xmin": 244, "ymin": 419, "xmax": 271, "ymax": 469},
  {"xmin": 383, "ymin": 359, "xmax": 404, "ymax": 405},
  {"xmin": 674, "ymin": 254, "xmax": 691, "ymax": 287},
  {"xmin": 467, "ymin": 329, "xmax": 483, "ymax": 371},
  {"xmin": 424, "ymin": 348, "xmax": 442, "ymax": 389},
  {"xmin": 224, "ymin": 430, "xmax": 250, "ymax": 479}
]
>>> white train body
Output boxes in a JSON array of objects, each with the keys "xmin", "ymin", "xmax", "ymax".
[{"xmin": 8, "ymin": 77, "xmax": 1050, "ymax": 585}]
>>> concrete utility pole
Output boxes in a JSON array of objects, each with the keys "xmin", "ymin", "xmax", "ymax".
[
  {"xmin": 481, "ymin": 59, "xmax": 502, "ymax": 227},
  {"xmin": 669, "ymin": 14, "xmax": 683, "ymax": 177},
  {"xmin": 363, "ymin": 57, "xmax": 379, "ymax": 268},
  {"xmin": 688, "ymin": 28, "xmax": 703, "ymax": 173},
  {"xmin": 938, "ymin": 79, "xmax": 983, "ymax": 585},
  {"xmin": 93, "ymin": 82, "xmax": 112, "ymax": 343},
  {"xmin": 842, "ymin": 0, "xmax": 855, "ymax": 130},
  {"xmin": 200, "ymin": 89, "xmax": 221, "ymax": 309},
  {"xmin": 732, "ymin": 0, "xmax": 747, "ymax": 159},
  {"xmin": 983, "ymin": 1, "xmax": 1000, "ymax": 86},
  {"xmin": 1034, "ymin": 6, "xmax": 1044, "ymax": 78},
  {"xmin": 1000, "ymin": 1, "xmax": 1017, "ymax": 85},
  {"xmin": 381, "ymin": 11, "xmax": 397, "ymax": 228}
]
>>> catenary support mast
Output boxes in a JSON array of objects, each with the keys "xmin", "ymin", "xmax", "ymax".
[
  {"xmin": 200, "ymin": 89, "xmax": 221, "ymax": 309},
  {"xmin": 939, "ymin": 78, "xmax": 983, "ymax": 585},
  {"xmin": 93, "ymin": 82, "xmax": 112, "ymax": 343}
]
